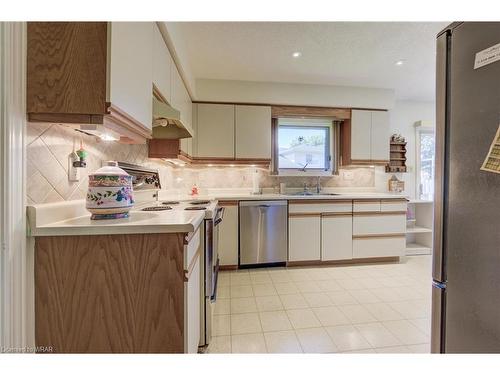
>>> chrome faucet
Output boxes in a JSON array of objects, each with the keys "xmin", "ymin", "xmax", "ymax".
[
  {"xmin": 301, "ymin": 162, "xmax": 309, "ymax": 172},
  {"xmin": 316, "ymin": 176, "xmax": 321, "ymax": 194}
]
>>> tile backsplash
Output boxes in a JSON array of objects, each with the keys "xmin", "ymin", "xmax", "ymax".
[{"xmin": 26, "ymin": 123, "xmax": 376, "ymax": 204}]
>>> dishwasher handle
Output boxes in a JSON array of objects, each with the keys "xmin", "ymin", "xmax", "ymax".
[{"xmin": 239, "ymin": 200, "xmax": 288, "ymax": 207}]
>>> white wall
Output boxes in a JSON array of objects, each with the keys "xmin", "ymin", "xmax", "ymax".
[
  {"xmin": 380, "ymin": 100, "xmax": 436, "ymax": 198},
  {"xmin": 196, "ymin": 79, "xmax": 395, "ymax": 109}
]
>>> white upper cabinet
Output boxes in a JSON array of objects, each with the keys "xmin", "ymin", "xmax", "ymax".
[
  {"xmin": 235, "ymin": 105, "xmax": 272, "ymax": 159},
  {"xmin": 350, "ymin": 109, "xmax": 389, "ymax": 162},
  {"xmin": 351, "ymin": 109, "xmax": 372, "ymax": 160},
  {"xmin": 370, "ymin": 111, "xmax": 390, "ymax": 161},
  {"xmin": 171, "ymin": 64, "xmax": 193, "ymax": 131},
  {"xmin": 152, "ymin": 24, "xmax": 172, "ymax": 103},
  {"xmin": 196, "ymin": 104, "xmax": 235, "ymax": 158},
  {"xmin": 109, "ymin": 22, "xmax": 153, "ymax": 130}
]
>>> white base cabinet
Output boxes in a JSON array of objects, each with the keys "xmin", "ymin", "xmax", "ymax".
[
  {"xmin": 184, "ymin": 227, "xmax": 201, "ymax": 353},
  {"xmin": 321, "ymin": 215, "xmax": 353, "ymax": 260},
  {"xmin": 353, "ymin": 236, "xmax": 405, "ymax": 259},
  {"xmin": 288, "ymin": 216, "xmax": 321, "ymax": 261}
]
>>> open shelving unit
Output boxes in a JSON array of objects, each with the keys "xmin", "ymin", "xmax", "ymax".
[
  {"xmin": 406, "ymin": 199, "xmax": 433, "ymax": 256},
  {"xmin": 386, "ymin": 141, "xmax": 407, "ymax": 173}
]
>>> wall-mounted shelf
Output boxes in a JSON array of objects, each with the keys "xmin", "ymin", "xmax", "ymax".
[{"xmin": 386, "ymin": 141, "xmax": 407, "ymax": 173}]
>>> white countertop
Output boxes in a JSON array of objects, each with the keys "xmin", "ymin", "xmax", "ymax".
[
  {"xmin": 27, "ymin": 199, "xmax": 205, "ymax": 237},
  {"xmin": 27, "ymin": 190, "xmax": 408, "ymax": 237}
]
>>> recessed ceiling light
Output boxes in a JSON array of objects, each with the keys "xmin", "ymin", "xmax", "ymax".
[
  {"xmin": 292, "ymin": 51, "xmax": 302, "ymax": 58},
  {"xmin": 395, "ymin": 60, "xmax": 405, "ymax": 66}
]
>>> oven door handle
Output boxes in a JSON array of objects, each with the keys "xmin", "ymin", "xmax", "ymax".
[
  {"xmin": 211, "ymin": 258, "xmax": 220, "ymax": 302},
  {"xmin": 214, "ymin": 206, "xmax": 225, "ymax": 226}
]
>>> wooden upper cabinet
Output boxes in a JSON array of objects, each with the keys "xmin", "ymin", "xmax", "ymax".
[
  {"xmin": 152, "ymin": 24, "xmax": 172, "ymax": 104},
  {"xmin": 27, "ymin": 22, "xmax": 153, "ymax": 143},
  {"xmin": 235, "ymin": 105, "xmax": 272, "ymax": 159},
  {"xmin": 344, "ymin": 109, "xmax": 389, "ymax": 165},
  {"xmin": 196, "ymin": 103, "xmax": 235, "ymax": 158}
]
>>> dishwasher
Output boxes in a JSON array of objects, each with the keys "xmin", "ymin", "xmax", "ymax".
[{"xmin": 239, "ymin": 200, "xmax": 288, "ymax": 267}]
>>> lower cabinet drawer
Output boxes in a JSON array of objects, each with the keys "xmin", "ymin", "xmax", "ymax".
[
  {"xmin": 381, "ymin": 200, "xmax": 408, "ymax": 212},
  {"xmin": 352, "ymin": 236, "xmax": 405, "ymax": 259},
  {"xmin": 353, "ymin": 214, "xmax": 406, "ymax": 235}
]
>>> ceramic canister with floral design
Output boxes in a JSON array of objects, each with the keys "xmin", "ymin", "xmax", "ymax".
[{"xmin": 86, "ymin": 161, "xmax": 134, "ymax": 220}]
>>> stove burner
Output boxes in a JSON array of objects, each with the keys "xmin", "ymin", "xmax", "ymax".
[
  {"xmin": 190, "ymin": 200, "xmax": 211, "ymax": 205},
  {"xmin": 162, "ymin": 201, "xmax": 180, "ymax": 205},
  {"xmin": 142, "ymin": 206, "xmax": 172, "ymax": 211},
  {"xmin": 185, "ymin": 206, "xmax": 207, "ymax": 210}
]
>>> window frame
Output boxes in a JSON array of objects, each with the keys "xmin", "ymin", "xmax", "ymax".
[
  {"xmin": 275, "ymin": 117, "xmax": 335, "ymax": 176},
  {"xmin": 415, "ymin": 126, "xmax": 436, "ymax": 201}
]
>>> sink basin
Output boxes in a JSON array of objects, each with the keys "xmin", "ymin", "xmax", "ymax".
[{"xmin": 289, "ymin": 192, "xmax": 340, "ymax": 196}]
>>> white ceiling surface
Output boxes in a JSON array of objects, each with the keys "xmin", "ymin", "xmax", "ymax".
[{"xmin": 169, "ymin": 22, "xmax": 448, "ymax": 101}]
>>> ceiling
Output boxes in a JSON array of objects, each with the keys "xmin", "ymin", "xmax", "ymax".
[{"xmin": 170, "ymin": 22, "xmax": 448, "ymax": 101}]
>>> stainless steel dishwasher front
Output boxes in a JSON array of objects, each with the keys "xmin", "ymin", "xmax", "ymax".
[{"xmin": 239, "ymin": 200, "xmax": 288, "ymax": 267}]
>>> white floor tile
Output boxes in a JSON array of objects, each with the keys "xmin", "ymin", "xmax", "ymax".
[
  {"xmin": 326, "ymin": 290, "xmax": 359, "ymax": 306},
  {"xmin": 295, "ymin": 327, "xmax": 338, "ymax": 353},
  {"xmin": 274, "ymin": 282, "xmax": 299, "ymax": 295},
  {"xmin": 338, "ymin": 304, "xmax": 377, "ymax": 324},
  {"xmin": 259, "ymin": 311, "xmax": 293, "ymax": 332},
  {"xmin": 363, "ymin": 302, "xmax": 405, "ymax": 321},
  {"xmin": 252, "ymin": 283, "xmax": 277, "ymax": 297},
  {"xmin": 354, "ymin": 322, "xmax": 402, "ymax": 348},
  {"xmin": 230, "ymin": 285, "xmax": 254, "ymax": 298},
  {"xmin": 230, "ymin": 312, "xmax": 262, "ymax": 335},
  {"xmin": 341, "ymin": 348, "xmax": 377, "ymax": 353},
  {"xmin": 264, "ymin": 330, "xmax": 303, "ymax": 353},
  {"xmin": 213, "ymin": 315, "xmax": 231, "ymax": 336},
  {"xmin": 317, "ymin": 279, "xmax": 343, "ymax": 292},
  {"xmin": 312, "ymin": 306, "xmax": 350, "ymax": 326},
  {"xmin": 250, "ymin": 273, "xmax": 272, "ymax": 284},
  {"xmin": 230, "ymin": 273, "xmax": 252, "ymax": 286},
  {"xmin": 269, "ymin": 272, "xmax": 292, "ymax": 283},
  {"xmin": 382, "ymin": 320, "xmax": 429, "ymax": 345},
  {"xmin": 303, "ymin": 292, "xmax": 334, "ymax": 307},
  {"xmin": 230, "ymin": 297, "xmax": 258, "ymax": 314},
  {"xmin": 375, "ymin": 345, "xmax": 411, "ymax": 353},
  {"xmin": 217, "ymin": 285, "xmax": 230, "ymax": 299},
  {"xmin": 296, "ymin": 280, "xmax": 320, "ymax": 293},
  {"xmin": 388, "ymin": 300, "xmax": 430, "ymax": 319},
  {"xmin": 279, "ymin": 294, "xmax": 309, "ymax": 310},
  {"xmin": 325, "ymin": 324, "xmax": 372, "ymax": 352},
  {"xmin": 214, "ymin": 299, "xmax": 231, "ymax": 315},
  {"xmin": 231, "ymin": 333, "xmax": 267, "ymax": 353},
  {"xmin": 408, "ymin": 318, "xmax": 431, "ymax": 336},
  {"xmin": 336, "ymin": 278, "xmax": 366, "ymax": 290},
  {"xmin": 207, "ymin": 335, "xmax": 231, "ymax": 353},
  {"xmin": 406, "ymin": 343, "xmax": 430, "ymax": 353},
  {"xmin": 255, "ymin": 295, "xmax": 284, "ymax": 312},
  {"xmin": 286, "ymin": 308, "xmax": 322, "ymax": 329},
  {"xmin": 348, "ymin": 289, "xmax": 381, "ymax": 304}
]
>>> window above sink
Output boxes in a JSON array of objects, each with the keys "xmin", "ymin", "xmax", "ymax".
[{"xmin": 275, "ymin": 117, "xmax": 339, "ymax": 176}]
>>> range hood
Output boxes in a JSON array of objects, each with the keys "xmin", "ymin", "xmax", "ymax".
[{"xmin": 152, "ymin": 98, "xmax": 193, "ymax": 139}]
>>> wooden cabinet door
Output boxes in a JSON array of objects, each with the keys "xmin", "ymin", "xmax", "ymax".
[
  {"xmin": 350, "ymin": 110, "xmax": 372, "ymax": 160},
  {"xmin": 218, "ymin": 204, "xmax": 238, "ymax": 266},
  {"xmin": 370, "ymin": 111, "xmax": 390, "ymax": 161},
  {"xmin": 288, "ymin": 216, "xmax": 321, "ymax": 261},
  {"xmin": 235, "ymin": 105, "xmax": 272, "ymax": 159},
  {"xmin": 109, "ymin": 22, "xmax": 153, "ymax": 130},
  {"xmin": 196, "ymin": 104, "xmax": 235, "ymax": 158},
  {"xmin": 152, "ymin": 24, "xmax": 172, "ymax": 103},
  {"xmin": 321, "ymin": 215, "xmax": 353, "ymax": 261}
]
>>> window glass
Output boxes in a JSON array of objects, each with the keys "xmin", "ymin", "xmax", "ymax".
[
  {"xmin": 278, "ymin": 125, "xmax": 330, "ymax": 170},
  {"xmin": 418, "ymin": 131, "xmax": 435, "ymax": 200}
]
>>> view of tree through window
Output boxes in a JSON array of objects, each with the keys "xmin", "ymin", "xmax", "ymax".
[
  {"xmin": 419, "ymin": 131, "xmax": 435, "ymax": 200},
  {"xmin": 278, "ymin": 125, "xmax": 330, "ymax": 170}
]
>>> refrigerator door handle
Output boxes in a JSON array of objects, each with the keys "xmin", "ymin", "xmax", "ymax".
[{"xmin": 432, "ymin": 30, "xmax": 451, "ymax": 283}]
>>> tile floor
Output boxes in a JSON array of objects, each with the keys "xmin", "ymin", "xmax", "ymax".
[{"xmin": 206, "ymin": 255, "xmax": 432, "ymax": 354}]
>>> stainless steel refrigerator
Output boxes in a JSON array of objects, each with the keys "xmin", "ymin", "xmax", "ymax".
[{"xmin": 432, "ymin": 22, "xmax": 500, "ymax": 353}]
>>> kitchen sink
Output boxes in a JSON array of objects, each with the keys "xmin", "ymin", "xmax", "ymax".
[{"xmin": 289, "ymin": 192, "xmax": 340, "ymax": 196}]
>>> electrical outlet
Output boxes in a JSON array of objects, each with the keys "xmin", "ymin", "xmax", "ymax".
[
  {"xmin": 68, "ymin": 152, "xmax": 80, "ymax": 182},
  {"xmin": 343, "ymin": 170, "xmax": 354, "ymax": 180}
]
